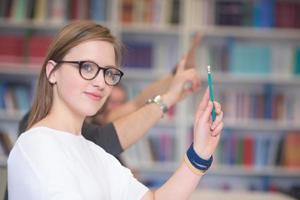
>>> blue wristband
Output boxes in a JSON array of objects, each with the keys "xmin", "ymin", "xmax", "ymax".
[{"xmin": 186, "ymin": 143, "xmax": 213, "ymax": 171}]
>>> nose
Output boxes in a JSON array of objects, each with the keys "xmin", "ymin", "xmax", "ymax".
[{"xmin": 92, "ymin": 70, "xmax": 106, "ymax": 89}]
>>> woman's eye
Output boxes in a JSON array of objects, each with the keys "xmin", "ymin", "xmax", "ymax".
[{"xmin": 82, "ymin": 63, "xmax": 95, "ymax": 73}]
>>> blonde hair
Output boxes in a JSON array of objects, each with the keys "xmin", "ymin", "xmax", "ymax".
[{"xmin": 27, "ymin": 21, "xmax": 122, "ymax": 129}]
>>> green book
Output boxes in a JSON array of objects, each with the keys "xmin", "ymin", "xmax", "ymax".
[
  {"xmin": 293, "ymin": 47, "xmax": 300, "ymax": 75},
  {"xmin": 229, "ymin": 42, "xmax": 271, "ymax": 74}
]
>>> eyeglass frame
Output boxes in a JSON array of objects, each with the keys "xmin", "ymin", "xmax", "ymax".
[{"xmin": 55, "ymin": 60, "xmax": 124, "ymax": 86}]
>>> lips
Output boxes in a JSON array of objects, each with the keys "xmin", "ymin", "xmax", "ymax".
[{"xmin": 84, "ymin": 92, "xmax": 103, "ymax": 101}]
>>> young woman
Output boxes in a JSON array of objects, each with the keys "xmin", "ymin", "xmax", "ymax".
[{"xmin": 8, "ymin": 21, "xmax": 224, "ymax": 200}]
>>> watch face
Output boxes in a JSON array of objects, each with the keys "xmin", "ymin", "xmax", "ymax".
[{"xmin": 147, "ymin": 95, "xmax": 168, "ymax": 115}]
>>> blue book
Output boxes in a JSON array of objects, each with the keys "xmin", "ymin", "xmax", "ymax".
[
  {"xmin": 123, "ymin": 41, "xmax": 153, "ymax": 69},
  {"xmin": 229, "ymin": 42, "xmax": 271, "ymax": 74},
  {"xmin": 263, "ymin": 84, "xmax": 273, "ymax": 119},
  {"xmin": 254, "ymin": 135, "xmax": 269, "ymax": 168},
  {"xmin": 90, "ymin": 0, "xmax": 107, "ymax": 21},
  {"xmin": 0, "ymin": 83, "xmax": 6, "ymax": 109},
  {"xmin": 14, "ymin": 85, "xmax": 30, "ymax": 114},
  {"xmin": 253, "ymin": 0, "xmax": 275, "ymax": 28}
]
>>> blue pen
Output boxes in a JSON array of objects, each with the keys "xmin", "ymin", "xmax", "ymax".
[{"xmin": 207, "ymin": 65, "xmax": 216, "ymax": 121}]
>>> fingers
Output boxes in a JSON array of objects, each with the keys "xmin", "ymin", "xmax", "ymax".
[
  {"xmin": 213, "ymin": 101, "xmax": 222, "ymax": 114},
  {"xmin": 211, "ymin": 110, "xmax": 223, "ymax": 130},
  {"xmin": 175, "ymin": 57, "xmax": 186, "ymax": 74},
  {"xmin": 185, "ymin": 32, "xmax": 202, "ymax": 70},
  {"xmin": 199, "ymin": 88, "xmax": 210, "ymax": 110},
  {"xmin": 180, "ymin": 68, "xmax": 201, "ymax": 93},
  {"xmin": 191, "ymin": 32, "xmax": 202, "ymax": 50},
  {"xmin": 201, "ymin": 101, "xmax": 213, "ymax": 123},
  {"xmin": 211, "ymin": 121, "xmax": 224, "ymax": 137},
  {"xmin": 194, "ymin": 88, "xmax": 210, "ymax": 120},
  {"xmin": 210, "ymin": 101, "xmax": 223, "ymax": 136}
]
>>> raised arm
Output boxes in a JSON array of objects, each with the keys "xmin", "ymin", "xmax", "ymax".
[
  {"xmin": 104, "ymin": 33, "xmax": 202, "ymax": 123},
  {"xmin": 115, "ymin": 58, "xmax": 201, "ymax": 149},
  {"xmin": 142, "ymin": 88, "xmax": 224, "ymax": 200}
]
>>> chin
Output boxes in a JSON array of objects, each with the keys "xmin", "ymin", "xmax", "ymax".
[{"xmin": 84, "ymin": 103, "xmax": 105, "ymax": 117}]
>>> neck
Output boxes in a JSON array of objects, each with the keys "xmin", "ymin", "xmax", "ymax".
[
  {"xmin": 35, "ymin": 98, "xmax": 84, "ymax": 136},
  {"xmin": 44, "ymin": 109, "xmax": 84, "ymax": 136}
]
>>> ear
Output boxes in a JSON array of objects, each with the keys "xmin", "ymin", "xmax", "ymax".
[{"xmin": 46, "ymin": 60, "xmax": 57, "ymax": 84}]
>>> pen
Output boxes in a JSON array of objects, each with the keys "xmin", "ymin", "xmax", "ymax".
[{"xmin": 207, "ymin": 65, "xmax": 216, "ymax": 121}]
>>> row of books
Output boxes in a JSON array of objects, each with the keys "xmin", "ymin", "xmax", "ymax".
[
  {"xmin": 0, "ymin": 34, "xmax": 52, "ymax": 64},
  {"xmin": 215, "ymin": 85, "xmax": 300, "ymax": 122},
  {"xmin": 121, "ymin": 127, "xmax": 177, "ymax": 165},
  {"xmin": 214, "ymin": 130, "xmax": 279, "ymax": 167},
  {"xmin": 0, "ymin": 34, "xmax": 179, "ymax": 70},
  {"xmin": 187, "ymin": 0, "xmax": 300, "ymax": 29},
  {"xmin": 0, "ymin": 0, "xmax": 107, "ymax": 23},
  {"xmin": 197, "ymin": 40, "xmax": 300, "ymax": 75},
  {"xmin": 122, "ymin": 127, "xmax": 300, "ymax": 168},
  {"xmin": 0, "ymin": 82, "xmax": 32, "ymax": 115},
  {"xmin": 121, "ymin": 0, "xmax": 180, "ymax": 25}
]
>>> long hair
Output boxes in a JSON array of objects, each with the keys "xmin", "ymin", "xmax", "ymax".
[{"xmin": 27, "ymin": 21, "xmax": 122, "ymax": 130}]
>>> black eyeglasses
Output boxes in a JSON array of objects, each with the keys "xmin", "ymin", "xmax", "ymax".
[{"xmin": 56, "ymin": 60, "xmax": 124, "ymax": 86}]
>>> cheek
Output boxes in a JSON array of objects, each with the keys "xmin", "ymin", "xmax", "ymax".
[{"xmin": 61, "ymin": 76, "xmax": 83, "ymax": 97}]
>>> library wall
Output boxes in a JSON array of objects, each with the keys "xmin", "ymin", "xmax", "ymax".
[{"xmin": 0, "ymin": 0, "xmax": 300, "ymax": 199}]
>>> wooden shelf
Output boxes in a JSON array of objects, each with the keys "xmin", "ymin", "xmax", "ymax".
[
  {"xmin": 129, "ymin": 162, "xmax": 300, "ymax": 178},
  {"xmin": 224, "ymin": 119, "xmax": 300, "ymax": 132},
  {"xmin": 202, "ymin": 73, "xmax": 300, "ymax": 85},
  {"xmin": 191, "ymin": 26, "xmax": 300, "ymax": 40},
  {"xmin": 0, "ymin": 63, "xmax": 40, "ymax": 77},
  {"xmin": 120, "ymin": 23, "xmax": 182, "ymax": 35},
  {"xmin": 209, "ymin": 165, "xmax": 300, "ymax": 177}
]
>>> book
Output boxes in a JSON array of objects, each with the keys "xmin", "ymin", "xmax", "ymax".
[
  {"xmin": 253, "ymin": 0, "xmax": 274, "ymax": 28},
  {"xmin": 14, "ymin": 85, "xmax": 31, "ymax": 114},
  {"xmin": 215, "ymin": 0, "xmax": 244, "ymax": 26},
  {"xmin": 283, "ymin": 132, "xmax": 300, "ymax": 168},
  {"xmin": 229, "ymin": 42, "xmax": 271, "ymax": 74},
  {"xmin": 90, "ymin": 0, "xmax": 107, "ymax": 22},
  {"xmin": 122, "ymin": 41, "xmax": 153, "ymax": 69},
  {"xmin": 0, "ymin": 35, "xmax": 24, "ymax": 63},
  {"xmin": 27, "ymin": 35, "xmax": 53, "ymax": 63},
  {"xmin": 293, "ymin": 47, "xmax": 300, "ymax": 75},
  {"xmin": 275, "ymin": 1, "xmax": 298, "ymax": 28}
]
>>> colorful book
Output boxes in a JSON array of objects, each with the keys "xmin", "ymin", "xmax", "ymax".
[
  {"xmin": 123, "ymin": 41, "xmax": 153, "ymax": 69},
  {"xmin": 229, "ymin": 42, "xmax": 271, "ymax": 74}
]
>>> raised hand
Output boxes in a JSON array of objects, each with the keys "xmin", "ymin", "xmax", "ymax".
[
  {"xmin": 185, "ymin": 32, "xmax": 202, "ymax": 70},
  {"xmin": 163, "ymin": 57, "xmax": 201, "ymax": 107},
  {"xmin": 192, "ymin": 88, "xmax": 224, "ymax": 160}
]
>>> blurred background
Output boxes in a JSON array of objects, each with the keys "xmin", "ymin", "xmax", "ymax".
[{"xmin": 0, "ymin": 0, "xmax": 299, "ymax": 199}]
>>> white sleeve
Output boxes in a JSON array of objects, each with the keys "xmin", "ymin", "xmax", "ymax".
[
  {"xmin": 95, "ymin": 147, "xmax": 149, "ymax": 200},
  {"xmin": 8, "ymin": 134, "xmax": 83, "ymax": 200}
]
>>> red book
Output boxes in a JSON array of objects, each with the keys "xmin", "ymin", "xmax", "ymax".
[
  {"xmin": 70, "ymin": 0, "xmax": 79, "ymax": 19},
  {"xmin": 275, "ymin": 1, "xmax": 297, "ymax": 28},
  {"xmin": 243, "ymin": 135, "xmax": 253, "ymax": 167},
  {"xmin": 121, "ymin": 0, "xmax": 133, "ymax": 23},
  {"xmin": 0, "ymin": 35, "xmax": 24, "ymax": 63},
  {"xmin": 27, "ymin": 35, "xmax": 53, "ymax": 64}
]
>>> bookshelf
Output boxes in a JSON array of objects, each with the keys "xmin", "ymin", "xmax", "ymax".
[{"xmin": 0, "ymin": 0, "xmax": 300, "ymax": 197}]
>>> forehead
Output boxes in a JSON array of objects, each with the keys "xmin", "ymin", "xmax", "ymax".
[{"xmin": 64, "ymin": 40, "xmax": 116, "ymax": 66}]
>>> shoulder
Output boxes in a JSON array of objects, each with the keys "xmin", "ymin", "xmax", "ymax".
[
  {"xmin": 11, "ymin": 127, "xmax": 65, "ymax": 161},
  {"xmin": 17, "ymin": 127, "xmax": 60, "ymax": 148}
]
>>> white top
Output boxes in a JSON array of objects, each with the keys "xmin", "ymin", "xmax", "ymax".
[{"xmin": 8, "ymin": 127, "xmax": 148, "ymax": 200}]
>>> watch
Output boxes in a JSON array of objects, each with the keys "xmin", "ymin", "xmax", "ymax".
[{"xmin": 146, "ymin": 95, "xmax": 168, "ymax": 117}]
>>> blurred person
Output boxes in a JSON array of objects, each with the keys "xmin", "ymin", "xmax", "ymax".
[{"xmin": 92, "ymin": 83, "xmax": 128, "ymax": 125}]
